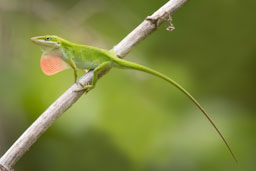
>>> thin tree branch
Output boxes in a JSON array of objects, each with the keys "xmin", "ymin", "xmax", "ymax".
[{"xmin": 0, "ymin": 0, "xmax": 189, "ymax": 170}]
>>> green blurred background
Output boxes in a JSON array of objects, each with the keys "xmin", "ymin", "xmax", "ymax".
[{"xmin": 0, "ymin": 0, "xmax": 255, "ymax": 170}]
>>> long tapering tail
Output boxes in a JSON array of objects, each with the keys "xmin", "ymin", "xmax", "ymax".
[{"xmin": 113, "ymin": 57, "xmax": 238, "ymax": 163}]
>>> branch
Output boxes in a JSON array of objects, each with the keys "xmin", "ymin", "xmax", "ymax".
[{"xmin": 0, "ymin": 0, "xmax": 189, "ymax": 170}]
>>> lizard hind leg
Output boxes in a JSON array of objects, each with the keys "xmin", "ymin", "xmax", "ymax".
[{"xmin": 74, "ymin": 61, "xmax": 111, "ymax": 92}]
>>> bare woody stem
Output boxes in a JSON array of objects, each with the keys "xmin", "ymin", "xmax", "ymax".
[{"xmin": 0, "ymin": 0, "xmax": 189, "ymax": 170}]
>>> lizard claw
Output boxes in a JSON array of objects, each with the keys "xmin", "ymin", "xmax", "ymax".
[{"xmin": 76, "ymin": 81, "xmax": 84, "ymax": 87}]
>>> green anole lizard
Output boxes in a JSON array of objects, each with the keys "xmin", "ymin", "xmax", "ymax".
[{"xmin": 31, "ymin": 35, "xmax": 237, "ymax": 162}]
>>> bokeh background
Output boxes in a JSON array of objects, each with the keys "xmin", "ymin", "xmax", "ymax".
[{"xmin": 0, "ymin": 0, "xmax": 255, "ymax": 170}]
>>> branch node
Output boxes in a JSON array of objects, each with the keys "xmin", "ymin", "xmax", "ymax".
[
  {"xmin": 145, "ymin": 15, "xmax": 160, "ymax": 28},
  {"xmin": 146, "ymin": 11, "xmax": 175, "ymax": 31}
]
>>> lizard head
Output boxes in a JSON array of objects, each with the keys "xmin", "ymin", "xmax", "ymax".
[
  {"xmin": 31, "ymin": 35, "xmax": 66, "ymax": 51},
  {"xmin": 31, "ymin": 35, "xmax": 71, "ymax": 75}
]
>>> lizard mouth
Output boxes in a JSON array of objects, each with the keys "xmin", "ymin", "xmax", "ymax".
[{"xmin": 31, "ymin": 36, "xmax": 60, "ymax": 48}]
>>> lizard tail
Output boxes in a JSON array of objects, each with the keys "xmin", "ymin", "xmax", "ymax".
[{"xmin": 113, "ymin": 57, "xmax": 238, "ymax": 163}]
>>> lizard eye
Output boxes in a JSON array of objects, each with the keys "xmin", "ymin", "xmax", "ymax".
[{"xmin": 45, "ymin": 37, "xmax": 50, "ymax": 41}]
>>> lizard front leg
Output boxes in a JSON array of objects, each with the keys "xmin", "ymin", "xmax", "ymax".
[{"xmin": 69, "ymin": 59, "xmax": 79, "ymax": 83}]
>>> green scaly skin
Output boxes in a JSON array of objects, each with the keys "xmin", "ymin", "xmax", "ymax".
[{"xmin": 31, "ymin": 35, "xmax": 238, "ymax": 163}]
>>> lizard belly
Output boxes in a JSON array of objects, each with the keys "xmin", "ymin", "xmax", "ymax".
[
  {"xmin": 70, "ymin": 46, "xmax": 113, "ymax": 70},
  {"xmin": 73, "ymin": 58, "xmax": 103, "ymax": 70}
]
